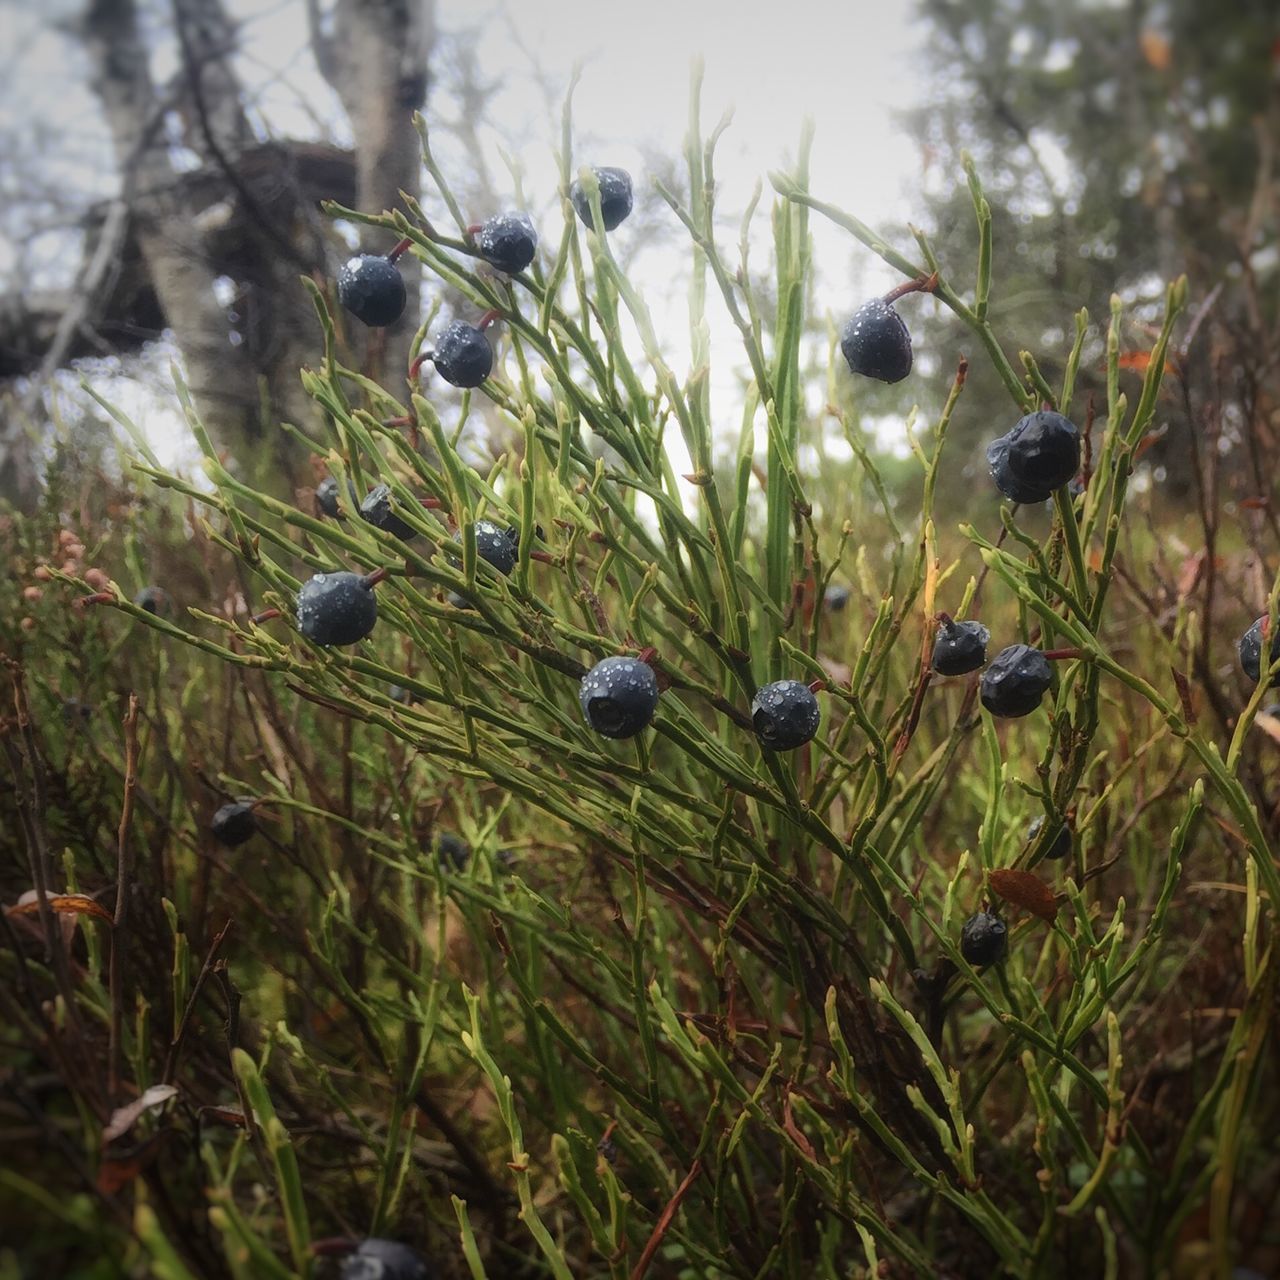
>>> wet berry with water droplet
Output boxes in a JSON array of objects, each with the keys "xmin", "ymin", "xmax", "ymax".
[
  {"xmin": 295, "ymin": 572, "xmax": 377, "ymax": 647},
  {"xmin": 570, "ymin": 166, "xmax": 633, "ymax": 231},
  {"xmin": 579, "ymin": 656, "xmax": 659, "ymax": 739},
  {"xmin": 315, "ymin": 476, "xmax": 352, "ymax": 519},
  {"xmin": 447, "ymin": 520, "xmax": 518, "ymax": 608},
  {"xmin": 839, "ymin": 298, "xmax": 913, "ymax": 383},
  {"xmin": 360, "ymin": 484, "xmax": 418, "ymax": 542},
  {"xmin": 960, "ymin": 911, "xmax": 1007, "ymax": 966},
  {"xmin": 476, "ymin": 211, "xmax": 538, "ymax": 274},
  {"xmin": 751, "ymin": 680, "xmax": 821, "ymax": 751},
  {"xmin": 986, "ymin": 411, "xmax": 1080, "ymax": 504},
  {"xmin": 431, "ymin": 322, "xmax": 493, "ymax": 388},
  {"xmin": 1028, "ymin": 815, "xmax": 1071, "ymax": 860},
  {"xmin": 336, "ymin": 254, "xmax": 406, "ymax": 328},
  {"xmin": 1239, "ymin": 615, "xmax": 1280, "ymax": 686},
  {"xmin": 931, "ymin": 619, "xmax": 990, "ymax": 676},
  {"xmin": 211, "ymin": 801, "xmax": 257, "ymax": 848},
  {"xmin": 338, "ymin": 1238, "xmax": 433, "ymax": 1280},
  {"xmin": 980, "ymin": 644, "xmax": 1052, "ymax": 718}
]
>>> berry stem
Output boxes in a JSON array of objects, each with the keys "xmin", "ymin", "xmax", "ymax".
[
  {"xmin": 409, "ymin": 351, "xmax": 433, "ymax": 380},
  {"xmin": 75, "ymin": 592, "xmax": 115, "ymax": 609},
  {"xmin": 466, "ymin": 222, "xmax": 483, "ymax": 236},
  {"xmin": 363, "ymin": 567, "xmax": 390, "ymax": 589},
  {"xmin": 882, "ymin": 272, "xmax": 939, "ymax": 305},
  {"xmin": 386, "ymin": 237, "xmax": 412, "ymax": 263},
  {"xmin": 477, "ymin": 308, "xmax": 503, "ymax": 332},
  {"xmin": 1043, "ymin": 647, "xmax": 1086, "ymax": 661},
  {"xmin": 250, "ymin": 608, "xmax": 281, "ymax": 625},
  {"xmin": 636, "ymin": 646, "xmax": 659, "ymax": 666},
  {"xmin": 807, "ymin": 679, "xmax": 827, "ymax": 694}
]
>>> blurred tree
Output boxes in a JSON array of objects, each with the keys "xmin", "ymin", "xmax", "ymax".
[
  {"xmin": 904, "ymin": 0, "xmax": 1280, "ymax": 508},
  {"xmin": 0, "ymin": 0, "xmax": 436, "ymax": 505}
]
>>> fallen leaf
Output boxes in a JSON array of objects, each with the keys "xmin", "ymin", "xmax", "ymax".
[
  {"xmin": 989, "ymin": 869, "xmax": 1058, "ymax": 923},
  {"xmin": 6, "ymin": 893, "xmax": 113, "ymax": 924},
  {"xmin": 103, "ymin": 1084, "xmax": 178, "ymax": 1143}
]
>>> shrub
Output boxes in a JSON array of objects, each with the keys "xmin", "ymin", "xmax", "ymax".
[{"xmin": 3, "ymin": 88, "xmax": 1278, "ymax": 1280}]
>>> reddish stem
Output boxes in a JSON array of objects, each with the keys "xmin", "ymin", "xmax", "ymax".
[
  {"xmin": 310, "ymin": 1238, "xmax": 357, "ymax": 1258},
  {"xmin": 386, "ymin": 237, "xmax": 412, "ymax": 263},
  {"xmin": 382, "ymin": 415, "xmax": 413, "ymax": 428},
  {"xmin": 807, "ymin": 679, "xmax": 827, "ymax": 694},
  {"xmin": 75, "ymin": 592, "xmax": 115, "ymax": 609},
  {"xmin": 882, "ymin": 272, "xmax": 939, "ymax": 306},
  {"xmin": 466, "ymin": 222, "xmax": 483, "ymax": 236},
  {"xmin": 636, "ymin": 646, "xmax": 659, "ymax": 666},
  {"xmin": 477, "ymin": 308, "xmax": 503, "ymax": 332},
  {"xmin": 250, "ymin": 608, "xmax": 282, "ymax": 625},
  {"xmin": 364, "ymin": 567, "xmax": 390, "ymax": 589},
  {"xmin": 1042, "ymin": 647, "xmax": 1085, "ymax": 661},
  {"xmin": 421, "ymin": 496, "xmax": 443, "ymax": 510},
  {"xmin": 409, "ymin": 351, "xmax": 433, "ymax": 381}
]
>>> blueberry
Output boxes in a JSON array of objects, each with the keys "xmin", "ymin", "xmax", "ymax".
[
  {"xmin": 980, "ymin": 645, "xmax": 1052, "ymax": 718},
  {"xmin": 986, "ymin": 411, "xmax": 1080, "ymax": 504},
  {"xmin": 295, "ymin": 572, "xmax": 377, "ymax": 647},
  {"xmin": 1028, "ymin": 815, "xmax": 1071, "ymax": 861},
  {"xmin": 475, "ymin": 211, "xmax": 538, "ymax": 274},
  {"xmin": 336, "ymin": 254, "xmax": 406, "ymax": 328},
  {"xmin": 839, "ymin": 298, "xmax": 913, "ymax": 384},
  {"xmin": 960, "ymin": 911, "xmax": 1008, "ymax": 967},
  {"xmin": 360, "ymin": 484, "xmax": 419, "ymax": 542},
  {"xmin": 431, "ymin": 322, "xmax": 493, "ymax": 389},
  {"xmin": 579, "ymin": 656, "xmax": 659, "ymax": 739},
  {"xmin": 447, "ymin": 519, "xmax": 518, "ymax": 608},
  {"xmin": 211, "ymin": 801, "xmax": 257, "ymax": 848},
  {"xmin": 316, "ymin": 476, "xmax": 351, "ymax": 520},
  {"xmin": 435, "ymin": 832, "xmax": 469, "ymax": 870},
  {"xmin": 135, "ymin": 586, "xmax": 166, "ymax": 614},
  {"xmin": 751, "ymin": 680, "xmax": 821, "ymax": 751},
  {"xmin": 570, "ymin": 166, "xmax": 633, "ymax": 231},
  {"xmin": 931, "ymin": 619, "xmax": 990, "ymax": 677},
  {"xmin": 822, "ymin": 584, "xmax": 850, "ymax": 613},
  {"xmin": 1239, "ymin": 615, "xmax": 1280, "ymax": 685},
  {"xmin": 338, "ymin": 1238, "xmax": 433, "ymax": 1280}
]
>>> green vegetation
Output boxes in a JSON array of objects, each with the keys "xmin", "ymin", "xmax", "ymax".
[{"xmin": 3, "ymin": 78, "xmax": 1278, "ymax": 1280}]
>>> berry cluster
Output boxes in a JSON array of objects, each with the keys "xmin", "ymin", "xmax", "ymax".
[{"xmin": 929, "ymin": 615, "xmax": 1057, "ymax": 719}]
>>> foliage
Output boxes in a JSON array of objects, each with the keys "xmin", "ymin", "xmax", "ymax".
[{"xmin": 3, "ymin": 74, "xmax": 1279, "ymax": 1280}]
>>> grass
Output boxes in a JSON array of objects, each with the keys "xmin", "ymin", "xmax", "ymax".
[{"xmin": 2, "ymin": 77, "xmax": 1278, "ymax": 1280}]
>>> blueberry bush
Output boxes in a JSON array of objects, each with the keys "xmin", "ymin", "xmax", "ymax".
[{"xmin": 4, "ymin": 83, "xmax": 1279, "ymax": 1279}]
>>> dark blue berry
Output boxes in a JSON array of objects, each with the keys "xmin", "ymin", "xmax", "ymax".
[
  {"xmin": 476, "ymin": 211, "xmax": 538, "ymax": 274},
  {"xmin": 431, "ymin": 322, "xmax": 493, "ymax": 389},
  {"xmin": 839, "ymin": 298, "xmax": 912, "ymax": 383},
  {"xmin": 1028, "ymin": 815, "xmax": 1071, "ymax": 861},
  {"xmin": 980, "ymin": 645, "xmax": 1052, "ymax": 718},
  {"xmin": 931, "ymin": 619, "xmax": 990, "ymax": 676},
  {"xmin": 338, "ymin": 1238, "xmax": 432, "ymax": 1280},
  {"xmin": 986, "ymin": 411, "xmax": 1080, "ymax": 504},
  {"xmin": 435, "ymin": 832, "xmax": 469, "ymax": 870},
  {"xmin": 360, "ymin": 484, "xmax": 419, "ymax": 542},
  {"xmin": 570, "ymin": 166, "xmax": 633, "ymax": 231},
  {"xmin": 1239, "ymin": 615, "xmax": 1280, "ymax": 685},
  {"xmin": 822, "ymin": 584, "xmax": 850, "ymax": 613},
  {"xmin": 751, "ymin": 680, "xmax": 821, "ymax": 751},
  {"xmin": 211, "ymin": 801, "xmax": 257, "ymax": 848},
  {"xmin": 295, "ymin": 571, "xmax": 377, "ymax": 647},
  {"xmin": 336, "ymin": 254, "xmax": 406, "ymax": 328},
  {"xmin": 579, "ymin": 656, "xmax": 659, "ymax": 739},
  {"xmin": 960, "ymin": 911, "xmax": 1008, "ymax": 966},
  {"xmin": 447, "ymin": 520, "xmax": 518, "ymax": 608},
  {"xmin": 315, "ymin": 476, "xmax": 352, "ymax": 519},
  {"xmin": 135, "ymin": 586, "xmax": 166, "ymax": 614}
]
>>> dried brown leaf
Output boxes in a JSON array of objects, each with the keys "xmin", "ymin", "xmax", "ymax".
[{"xmin": 989, "ymin": 869, "xmax": 1058, "ymax": 923}]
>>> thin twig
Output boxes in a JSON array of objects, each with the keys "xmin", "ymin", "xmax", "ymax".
[
  {"xmin": 108, "ymin": 692, "xmax": 140, "ymax": 1099},
  {"xmin": 629, "ymin": 1158, "xmax": 703, "ymax": 1280},
  {"xmin": 163, "ymin": 918, "xmax": 233, "ymax": 1085}
]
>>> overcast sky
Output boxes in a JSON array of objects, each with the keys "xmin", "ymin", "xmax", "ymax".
[{"xmin": 1, "ymin": 0, "xmax": 929, "ymax": 468}]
